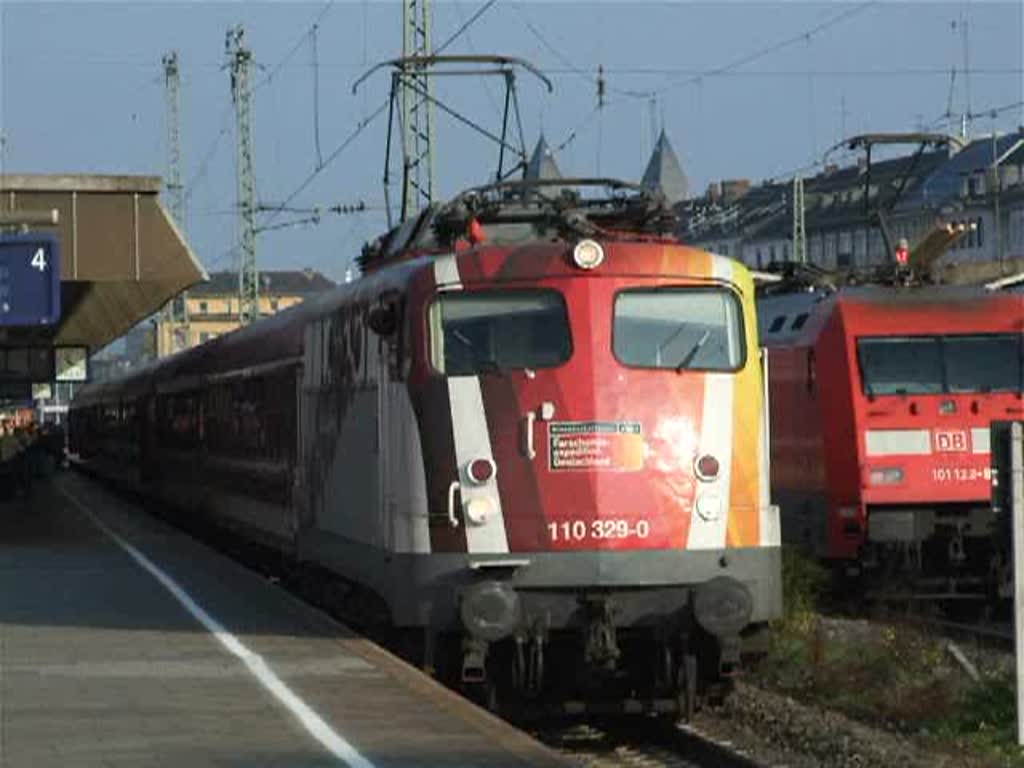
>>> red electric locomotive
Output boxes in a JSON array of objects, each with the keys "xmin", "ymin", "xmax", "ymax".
[
  {"xmin": 758, "ymin": 271, "xmax": 1023, "ymax": 601},
  {"xmin": 71, "ymin": 180, "xmax": 781, "ymax": 717}
]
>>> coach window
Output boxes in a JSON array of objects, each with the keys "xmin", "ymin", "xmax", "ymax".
[
  {"xmin": 613, "ymin": 288, "xmax": 745, "ymax": 371},
  {"xmin": 429, "ymin": 290, "xmax": 572, "ymax": 375}
]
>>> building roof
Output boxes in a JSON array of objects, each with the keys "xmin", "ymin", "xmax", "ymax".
[
  {"xmin": 191, "ymin": 269, "xmax": 335, "ymax": 297},
  {"xmin": 680, "ymin": 129, "xmax": 1024, "ymax": 244},
  {"xmin": 641, "ymin": 130, "xmax": 689, "ymax": 204},
  {"xmin": 896, "ymin": 133, "xmax": 1024, "ymax": 210},
  {"xmin": 524, "ymin": 134, "xmax": 562, "ymax": 180}
]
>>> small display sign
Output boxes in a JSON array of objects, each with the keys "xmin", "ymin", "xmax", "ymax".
[
  {"xmin": 55, "ymin": 346, "xmax": 89, "ymax": 382},
  {"xmin": 31, "ymin": 382, "xmax": 53, "ymax": 401},
  {"xmin": 548, "ymin": 421, "xmax": 644, "ymax": 471},
  {"xmin": 0, "ymin": 233, "xmax": 61, "ymax": 327}
]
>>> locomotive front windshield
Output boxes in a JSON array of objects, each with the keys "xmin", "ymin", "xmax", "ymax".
[
  {"xmin": 430, "ymin": 290, "xmax": 572, "ymax": 375},
  {"xmin": 858, "ymin": 333, "xmax": 1024, "ymax": 395},
  {"xmin": 613, "ymin": 288, "xmax": 745, "ymax": 371}
]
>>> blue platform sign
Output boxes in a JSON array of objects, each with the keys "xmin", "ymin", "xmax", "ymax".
[{"xmin": 0, "ymin": 233, "xmax": 61, "ymax": 327}]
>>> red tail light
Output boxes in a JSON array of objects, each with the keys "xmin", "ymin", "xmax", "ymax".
[
  {"xmin": 467, "ymin": 458, "xmax": 496, "ymax": 484},
  {"xmin": 695, "ymin": 454, "xmax": 720, "ymax": 481}
]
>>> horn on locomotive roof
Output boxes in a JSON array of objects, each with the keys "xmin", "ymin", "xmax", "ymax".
[{"xmin": 352, "ymin": 55, "xmax": 554, "ymax": 229}]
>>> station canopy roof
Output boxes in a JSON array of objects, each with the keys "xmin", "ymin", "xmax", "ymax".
[{"xmin": 0, "ymin": 174, "xmax": 206, "ymax": 351}]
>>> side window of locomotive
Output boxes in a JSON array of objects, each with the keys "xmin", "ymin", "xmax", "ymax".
[
  {"xmin": 429, "ymin": 290, "xmax": 572, "ymax": 375},
  {"xmin": 613, "ymin": 288, "xmax": 745, "ymax": 371}
]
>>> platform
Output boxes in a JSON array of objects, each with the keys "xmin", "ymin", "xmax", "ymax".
[{"xmin": 0, "ymin": 472, "xmax": 567, "ymax": 767}]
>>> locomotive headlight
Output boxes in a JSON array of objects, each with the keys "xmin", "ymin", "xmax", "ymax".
[
  {"xmin": 695, "ymin": 493, "xmax": 721, "ymax": 521},
  {"xmin": 572, "ymin": 239, "xmax": 605, "ymax": 270},
  {"xmin": 465, "ymin": 496, "xmax": 493, "ymax": 525},
  {"xmin": 868, "ymin": 467, "xmax": 904, "ymax": 485}
]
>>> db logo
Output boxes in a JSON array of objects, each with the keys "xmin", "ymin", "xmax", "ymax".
[{"xmin": 934, "ymin": 429, "xmax": 969, "ymax": 453}]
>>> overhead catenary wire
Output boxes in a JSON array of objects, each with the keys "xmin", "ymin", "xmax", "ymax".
[
  {"xmin": 969, "ymin": 99, "xmax": 1024, "ymax": 119},
  {"xmin": 185, "ymin": 104, "xmax": 234, "ymax": 204},
  {"xmin": 447, "ymin": 0, "xmax": 505, "ymax": 123},
  {"xmin": 435, "ymin": 0, "xmax": 500, "ymax": 55},
  {"xmin": 252, "ymin": 0, "xmax": 335, "ymax": 93},
  {"xmin": 650, "ymin": 1, "xmax": 879, "ymax": 97},
  {"xmin": 185, "ymin": 2, "xmax": 334, "ymax": 207},
  {"xmin": 311, "ymin": 23, "xmax": 323, "ymax": 168},
  {"xmin": 259, "ymin": 100, "xmax": 390, "ymax": 228},
  {"xmin": 540, "ymin": 0, "xmax": 881, "ymax": 160}
]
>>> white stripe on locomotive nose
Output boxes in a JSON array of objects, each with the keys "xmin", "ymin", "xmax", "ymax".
[
  {"xmin": 687, "ymin": 254, "xmax": 735, "ymax": 551},
  {"xmin": 687, "ymin": 372, "xmax": 735, "ymax": 550},
  {"xmin": 758, "ymin": 309, "xmax": 773, "ymax": 545},
  {"xmin": 433, "ymin": 255, "xmax": 510, "ymax": 554},
  {"xmin": 434, "ymin": 252, "xmax": 461, "ymax": 286},
  {"xmin": 448, "ymin": 377, "xmax": 510, "ymax": 553}
]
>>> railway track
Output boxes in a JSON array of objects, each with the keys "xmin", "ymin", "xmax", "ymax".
[
  {"xmin": 532, "ymin": 716, "xmax": 767, "ymax": 768},
  {"xmin": 895, "ymin": 612, "xmax": 1013, "ymax": 652}
]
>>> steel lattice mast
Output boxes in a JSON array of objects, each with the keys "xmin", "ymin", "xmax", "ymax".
[
  {"xmin": 162, "ymin": 51, "xmax": 189, "ymax": 332},
  {"xmin": 226, "ymin": 25, "xmax": 259, "ymax": 325},
  {"xmin": 399, "ymin": 0, "xmax": 436, "ymax": 221},
  {"xmin": 792, "ymin": 176, "xmax": 807, "ymax": 264}
]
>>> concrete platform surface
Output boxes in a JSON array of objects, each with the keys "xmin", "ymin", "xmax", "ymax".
[{"xmin": 0, "ymin": 473, "xmax": 567, "ymax": 768}]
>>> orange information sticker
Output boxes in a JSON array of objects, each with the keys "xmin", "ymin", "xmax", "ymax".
[{"xmin": 548, "ymin": 421, "xmax": 644, "ymax": 472}]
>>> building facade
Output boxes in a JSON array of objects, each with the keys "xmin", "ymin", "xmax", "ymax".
[
  {"xmin": 156, "ymin": 269, "xmax": 335, "ymax": 357},
  {"xmin": 681, "ymin": 131, "xmax": 1024, "ymax": 282}
]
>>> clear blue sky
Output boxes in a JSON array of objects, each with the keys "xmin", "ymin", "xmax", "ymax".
[{"xmin": 2, "ymin": 1, "xmax": 1022, "ymax": 284}]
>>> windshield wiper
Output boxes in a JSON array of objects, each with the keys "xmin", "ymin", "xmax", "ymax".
[
  {"xmin": 676, "ymin": 330, "xmax": 712, "ymax": 372},
  {"xmin": 451, "ymin": 330, "xmax": 474, "ymax": 350}
]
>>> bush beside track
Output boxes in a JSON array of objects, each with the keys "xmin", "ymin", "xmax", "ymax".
[{"xmin": 745, "ymin": 548, "xmax": 1023, "ymax": 766}]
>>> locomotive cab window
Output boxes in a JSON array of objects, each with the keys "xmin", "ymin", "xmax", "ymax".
[
  {"xmin": 613, "ymin": 288, "xmax": 745, "ymax": 371},
  {"xmin": 429, "ymin": 290, "xmax": 572, "ymax": 375},
  {"xmin": 858, "ymin": 333, "xmax": 1024, "ymax": 395}
]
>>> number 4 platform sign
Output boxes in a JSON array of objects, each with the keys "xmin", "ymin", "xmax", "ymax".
[{"xmin": 0, "ymin": 233, "xmax": 61, "ymax": 327}]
